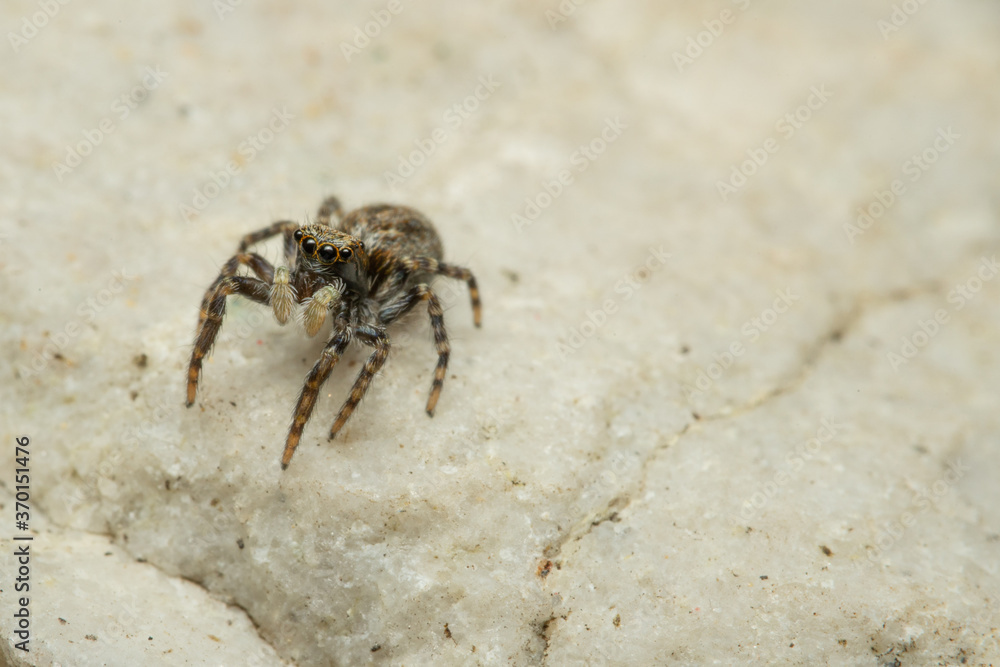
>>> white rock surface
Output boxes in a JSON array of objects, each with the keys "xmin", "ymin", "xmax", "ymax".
[
  {"xmin": 0, "ymin": 489, "xmax": 288, "ymax": 666},
  {"xmin": 2, "ymin": 1, "xmax": 999, "ymax": 665}
]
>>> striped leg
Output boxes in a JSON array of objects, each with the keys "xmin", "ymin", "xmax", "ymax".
[
  {"xmin": 438, "ymin": 261, "xmax": 481, "ymax": 328},
  {"xmin": 281, "ymin": 326, "xmax": 352, "ymax": 469},
  {"xmin": 237, "ymin": 219, "xmax": 300, "ymax": 265},
  {"xmin": 328, "ymin": 325, "xmax": 390, "ymax": 440},
  {"xmin": 187, "ymin": 276, "xmax": 271, "ymax": 406},
  {"xmin": 401, "ymin": 257, "xmax": 482, "ymax": 327},
  {"xmin": 316, "ymin": 196, "xmax": 343, "ymax": 226},
  {"xmin": 196, "ymin": 252, "xmax": 275, "ymax": 333},
  {"xmin": 379, "ymin": 284, "xmax": 450, "ymax": 415}
]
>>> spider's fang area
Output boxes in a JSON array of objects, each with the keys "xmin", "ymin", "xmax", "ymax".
[
  {"xmin": 303, "ymin": 285, "xmax": 340, "ymax": 337},
  {"xmin": 270, "ymin": 266, "xmax": 296, "ymax": 324}
]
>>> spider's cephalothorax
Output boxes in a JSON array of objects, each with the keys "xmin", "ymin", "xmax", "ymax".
[{"xmin": 186, "ymin": 196, "xmax": 481, "ymax": 469}]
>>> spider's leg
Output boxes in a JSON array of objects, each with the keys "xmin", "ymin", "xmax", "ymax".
[
  {"xmin": 187, "ymin": 275, "xmax": 270, "ymax": 406},
  {"xmin": 328, "ymin": 325, "xmax": 390, "ymax": 440},
  {"xmin": 237, "ymin": 219, "xmax": 298, "ymax": 252},
  {"xmin": 316, "ymin": 196, "xmax": 343, "ymax": 226},
  {"xmin": 234, "ymin": 219, "xmax": 300, "ymax": 266},
  {"xmin": 400, "ymin": 257, "xmax": 482, "ymax": 327},
  {"xmin": 282, "ymin": 321, "xmax": 351, "ymax": 469},
  {"xmin": 379, "ymin": 284, "xmax": 450, "ymax": 416},
  {"xmin": 196, "ymin": 252, "xmax": 275, "ymax": 333},
  {"xmin": 436, "ymin": 261, "xmax": 481, "ymax": 328}
]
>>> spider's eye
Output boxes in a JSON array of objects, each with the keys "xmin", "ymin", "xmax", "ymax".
[
  {"xmin": 339, "ymin": 247, "xmax": 353, "ymax": 261},
  {"xmin": 302, "ymin": 237, "xmax": 317, "ymax": 255},
  {"xmin": 318, "ymin": 245, "xmax": 337, "ymax": 261},
  {"xmin": 357, "ymin": 241, "xmax": 364, "ymax": 250},
  {"xmin": 293, "ymin": 229, "xmax": 303, "ymax": 242}
]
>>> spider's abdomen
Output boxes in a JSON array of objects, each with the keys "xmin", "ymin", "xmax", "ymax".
[{"xmin": 339, "ymin": 204, "xmax": 444, "ymax": 264}]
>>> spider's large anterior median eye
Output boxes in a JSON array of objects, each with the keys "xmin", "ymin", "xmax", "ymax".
[
  {"xmin": 339, "ymin": 247, "xmax": 353, "ymax": 261},
  {"xmin": 302, "ymin": 237, "xmax": 317, "ymax": 255},
  {"xmin": 318, "ymin": 245, "xmax": 337, "ymax": 261}
]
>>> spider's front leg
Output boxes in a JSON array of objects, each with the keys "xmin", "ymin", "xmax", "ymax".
[
  {"xmin": 328, "ymin": 324, "xmax": 391, "ymax": 440},
  {"xmin": 237, "ymin": 219, "xmax": 300, "ymax": 265},
  {"xmin": 196, "ymin": 252, "xmax": 274, "ymax": 333},
  {"xmin": 281, "ymin": 319, "xmax": 352, "ymax": 469},
  {"xmin": 187, "ymin": 246, "xmax": 302, "ymax": 406},
  {"xmin": 186, "ymin": 274, "xmax": 271, "ymax": 406},
  {"xmin": 232, "ymin": 220, "xmax": 303, "ymax": 325}
]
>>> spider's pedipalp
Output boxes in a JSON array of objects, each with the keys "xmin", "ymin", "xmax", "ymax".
[
  {"xmin": 302, "ymin": 283, "xmax": 342, "ymax": 337},
  {"xmin": 270, "ymin": 266, "xmax": 296, "ymax": 324}
]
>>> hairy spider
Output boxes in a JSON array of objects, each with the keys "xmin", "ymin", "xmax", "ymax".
[{"xmin": 186, "ymin": 196, "xmax": 481, "ymax": 469}]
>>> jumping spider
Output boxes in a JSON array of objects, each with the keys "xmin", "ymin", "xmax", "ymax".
[{"xmin": 186, "ymin": 196, "xmax": 481, "ymax": 469}]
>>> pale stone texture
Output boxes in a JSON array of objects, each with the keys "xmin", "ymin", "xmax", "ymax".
[
  {"xmin": 2, "ymin": 1, "xmax": 999, "ymax": 665},
  {"xmin": 0, "ymin": 490, "xmax": 288, "ymax": 666}
]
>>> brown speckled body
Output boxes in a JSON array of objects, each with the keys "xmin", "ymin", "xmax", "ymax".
[
  {"xmin": 185, "ymin": 196, "xmax": 481, "ymax": 469},
  {"xmin": 341, "ymin": 205, "xmax": 444, "ymax": 267}
]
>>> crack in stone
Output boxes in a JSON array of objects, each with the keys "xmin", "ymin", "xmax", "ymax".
[
  {"xmin": 535, "ymin": 614, "xmax": 557, "ymax": 663},
  {"xmin": 16, "ymin": 489, "xmax": 286, "ymax": 665},
  {"xmin": 18, "ymin": 280, "xmax": 949, "ymax": 667},
  {"xmin": 535, "ymin": 283, "xmax": 943, "ymax": 664},
  {"xmin": 175, "ymin": 571, "xmax": 280, "ymax": 661},
  {"xmin": 694, "ymin": 284, "xmax": 941, "ymax": 426}
]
